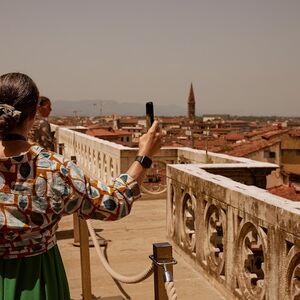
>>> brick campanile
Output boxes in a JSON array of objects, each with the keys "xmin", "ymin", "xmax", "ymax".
[{"xmin": 188, "ymin": 83, "xmax": 195, "ymax": 119}]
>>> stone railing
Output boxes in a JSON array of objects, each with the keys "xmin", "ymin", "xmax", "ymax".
[
  {"xmin": 52, "ymin": 125, "xmax": 278, "ymax": 198},
  {"xmin": 53, "ymin": 126, "xmax": 178, "ymax": 197},
  {"xmin": 55, "ymin": 126, "xmax": 127, "ymax": 184},
  {"xmin": 167, "ymin": 164, "xmax": 300, "ymax": 300}
]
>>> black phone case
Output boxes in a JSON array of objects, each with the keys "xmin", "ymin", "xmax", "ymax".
[{"xmin": 146, "ymin": 102, "xmax": 154, "ymax": 126}]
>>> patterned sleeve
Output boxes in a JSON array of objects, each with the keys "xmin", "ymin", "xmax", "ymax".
[{"xmin": 59, "ymin": 160, "xmax": 141, "ymax": 220}]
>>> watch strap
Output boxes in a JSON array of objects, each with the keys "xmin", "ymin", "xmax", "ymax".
[{"xmin": 135, "ymin": 155, "xmax": 152, "ymax": 168}]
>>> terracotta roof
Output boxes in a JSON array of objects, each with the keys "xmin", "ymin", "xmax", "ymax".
[
  {"xmin": 224, "ymin": 139, "xmax": 279, "ymax": 157},
  {"xmin": 261, "ymin": 129, "xmax": 289, "ymax": 140},
  {"xmin": 160, "ymin": 118, "xmax": 183, "ymax": 124},
  {"xmin": 245, "ymin": 126, "xmax": 278, "ymax": 138},
  {"xmin": 289, "ymin": 128, "xmax": 300, "ymax": 137},
  {"xmin": 86, "ymin": 128, "xmax": 131, "ymax": 137},
  {"xmin": 88, "ymin": 124, "xmax": 102, "ymax": 129},
  {"xmin": 282, "ymin": 164, "xmax": 300, "ymax": 175},
  {"xmin": 268, "ymin": 185, "xmax": 300, "ymax": 201},
  {"xmin": 194, "ymin": 138, "xmax": 227, "ymax": 152},
  {"xmin": 211, "ymin": 128, "xmax": 234, "ymax": 133},
  {"xmin": 225, "ymin": 133, "xmax": 245, "ymax": 141}
]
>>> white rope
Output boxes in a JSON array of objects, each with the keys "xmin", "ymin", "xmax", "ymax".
[
  {"xmin": 86, "ymin": 220, "xmax": 178, "ymax": 299},
  {"xmin": 86, "ymin": 220, "xmax": 154, "ymax": 284},
  {"xmin": 165, "ymin": 281, "xmax": 177, "ymax": 300}
]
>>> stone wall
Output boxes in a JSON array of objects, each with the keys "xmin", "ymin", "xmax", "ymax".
[{"xmin": 167, "ymin": 164, "xmax": 300, "ymax": 300}]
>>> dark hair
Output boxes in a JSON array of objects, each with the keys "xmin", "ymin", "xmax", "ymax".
[
  {"xmin": 0, "ymin": 73, "xmax": 39, "ymax": 133},
  {"xmin": 39, "ymin": 96, "xmax": 51, "ymax": 106}
]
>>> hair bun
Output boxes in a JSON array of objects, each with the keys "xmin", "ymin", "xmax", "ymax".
[{"xmin": 0, "ymin": 104, "xmax": 22, "ymax": 133}]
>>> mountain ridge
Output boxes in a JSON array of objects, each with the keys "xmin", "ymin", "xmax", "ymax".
[{"xmin": 52, "ymin": 99, "xmax": 187, "ymax": 116}]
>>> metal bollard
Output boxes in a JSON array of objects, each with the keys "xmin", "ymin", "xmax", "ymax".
[
  {"xmin": 78, "ymin": 217, "xmax": 92, "ymax": 300},
  {"xmin": 70, "ymin": 155, "xmax": 92, "ymax": 299},
  {"xmin": 150, "ymin": 242, "xmax": 177, "ymax": 300}
]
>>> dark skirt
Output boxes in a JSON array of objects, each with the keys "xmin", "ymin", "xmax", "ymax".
[{"xmin": 0, "ymin": 245, "xmax": 70, "ymax": 300}]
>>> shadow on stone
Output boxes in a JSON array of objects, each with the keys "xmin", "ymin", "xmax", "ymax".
[{"xmin": 56, "ymin": 228, "xmax": 103, "ymax": 240}]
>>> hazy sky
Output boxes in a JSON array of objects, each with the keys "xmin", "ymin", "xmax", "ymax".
[{"xmin": 1, "ymin": 0, "xmax": 300, "ymax": 116}]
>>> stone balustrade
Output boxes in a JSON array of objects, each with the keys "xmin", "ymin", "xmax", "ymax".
[
  {"xmin": 53, "ymin": 126, "xmax": 178, "ymax": 197},
  {"xmin": 167, "ymin": 164, "xmax": 300, "ymax": 300},
  {"xmin": 53, "ymin": 126, "xmax": 278, "ymax": 197}
]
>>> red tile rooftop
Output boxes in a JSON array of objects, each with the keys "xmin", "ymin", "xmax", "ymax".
[
  {"xmin": 245, "ymin": 126, "xmax": 279, "ymax": 138},
  {"xmin": 224, "ymin": 139, "xmax": 279, "ymax": 157},
  {"xmin": 159, "ymin": 118, "xmax": 184, "ymax": 124},
  {"xmin": 88, "ymin": 124, "xmax": 104, "ymax": 129},
  {"xmin": 268, "ymin": 184, "xmax": 300, "ymax": 201},
  {"xmin": 282, "ymin": 164, "xmax": 300, "ymax": 175},
  {"xmin": 261, "ymin": 129, "xmax": 289, "ymax": 140},
  {"xmin": 194, "ymin": 139, "xmax": 226, "ymax": 152},
  {"xmin": 211, "ymin": 128, "xmax": 235, "ymax": 133},
  {"xmin": 289, "ymin": 128, "xmax": 300, "ymax": 137},
  {"xmin": 225, "ymin": 133, "xmax": 245, "ymax": 141}
]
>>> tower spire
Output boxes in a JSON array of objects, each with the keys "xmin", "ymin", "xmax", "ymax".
[{"xmin": 188, "ymin": 83, "xmax": 195, "ymax": 119}]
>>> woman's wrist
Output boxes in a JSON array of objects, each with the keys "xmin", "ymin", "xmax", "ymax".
[{"xmin": 137, "ymin": 151, "xmax": 152, "ymax": 158}]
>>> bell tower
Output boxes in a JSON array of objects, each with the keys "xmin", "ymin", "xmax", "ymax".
[{"xmin": 188, "ymin": 83, "xmax": 195, "ymax": 119}]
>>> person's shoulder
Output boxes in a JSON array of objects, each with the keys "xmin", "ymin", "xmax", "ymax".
[
  {"xmin": 39, "ymin": 118, "xmax": 49, "ymax": 127},
  {"xmin": 34, "ymin": 148, "xmax": 83, "ymax": 179},
  {"xmin": 35, "ymin": 147, "xmax": 67, "ymax": 171}
]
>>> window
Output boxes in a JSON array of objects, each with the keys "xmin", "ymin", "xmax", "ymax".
[
  {"xmin": 269, "ymin": 152, "xmax": 276, "ymax": 159},
  {"xmin": 264, "ymin": 150, "xmax": 276, "ymax": 159}
]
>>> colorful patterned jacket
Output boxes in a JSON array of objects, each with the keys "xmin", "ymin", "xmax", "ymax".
[{"xmin": 0, "ymin": 146, "xmax": 140, "ymax": 259}]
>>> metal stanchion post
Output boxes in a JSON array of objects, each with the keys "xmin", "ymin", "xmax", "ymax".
[
  {"xmin": 152, "ymin": 242, "xmax": 175, "ymax": 300},
  {"xmin": 79, "ymin": 217, "xmax": 92, "ymax": 300}
]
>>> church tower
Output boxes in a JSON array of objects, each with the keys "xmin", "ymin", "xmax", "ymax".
[{"xmin": 188, "ymin": 83, "xmax": 195, "ymax": 119}]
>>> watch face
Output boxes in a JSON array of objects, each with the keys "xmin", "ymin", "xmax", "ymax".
[
  {"xmin": 136, "ymin": 156, "xmax": 152, "ymax": 168},
  {"xmin": 142, "ymin": 156, "xmax": 152, "ymax": 168}
]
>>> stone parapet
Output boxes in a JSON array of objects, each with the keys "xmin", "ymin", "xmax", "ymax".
[
  {"xmin": 167, "ymin": 164, "xmax": 300, "ymax": 299},
  {"xmin": 53, "ymin": 126, "xmax": 278, "ymax": 199},
  {"xmin": 53, "ymin": 126, "xmax": 178, "ymax": 197}
]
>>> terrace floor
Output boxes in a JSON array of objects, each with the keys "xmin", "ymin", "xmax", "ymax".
[{"xmin": 57, "ymin": 198, "xmax": 225, "ymax": 300}]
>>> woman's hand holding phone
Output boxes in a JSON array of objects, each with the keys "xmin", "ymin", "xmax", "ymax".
[{"xmin": 138, "ymin": 120, "xmax": 162, "ymax": 158}]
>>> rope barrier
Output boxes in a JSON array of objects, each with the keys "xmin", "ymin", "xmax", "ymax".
[
  {"xmin": 86, "ymin": 220, "xmax": 154, "ymax": 284},
  {"xmin": 165, "ymin": 282, "xmax": 177, "ymax": 300},
  {"xmin": 86, "ymin": 219, "xmax": 178, "ymax": 299}
]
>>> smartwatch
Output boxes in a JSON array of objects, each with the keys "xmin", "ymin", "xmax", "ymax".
[{"xmin": 135, "ymin": 155, "xmax": 152, "ymax": 168}]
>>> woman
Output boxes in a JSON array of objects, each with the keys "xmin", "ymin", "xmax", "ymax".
[
  {"xmin": 29, "ymin": 96, "xmax": 55, "ymax": 151},
  {"xmin": 0, "ymin": 73, "xmax": 162, "ymax": 300}
]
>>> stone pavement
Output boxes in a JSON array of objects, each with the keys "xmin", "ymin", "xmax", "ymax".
[{"xmin": 57, "ymin": 199, "xmax": 225, "ymax": 300}]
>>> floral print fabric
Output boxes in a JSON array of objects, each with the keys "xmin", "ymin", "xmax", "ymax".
[{"xmin": 0, "ymin": 145, "xmax": 140, "ymax": 259}]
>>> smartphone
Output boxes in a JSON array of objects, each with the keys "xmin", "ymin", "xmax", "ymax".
[
  {"xmin": 146, "ymin": 101, "xmax": 154, "ymax": 129},
  {"xmin": 146, "ymin": 102, "xmax": 154, "ymax": 128}
]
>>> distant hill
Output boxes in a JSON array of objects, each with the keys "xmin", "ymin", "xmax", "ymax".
[{"xmin": 52, "ymin": 99, "xmax": 186, "ymax": 116}]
